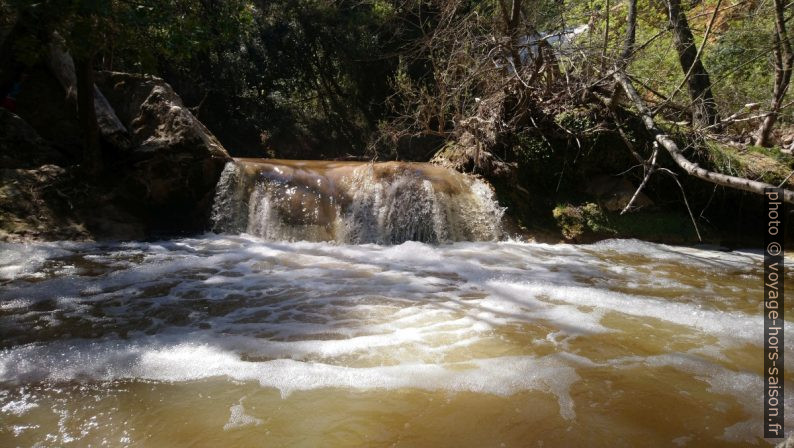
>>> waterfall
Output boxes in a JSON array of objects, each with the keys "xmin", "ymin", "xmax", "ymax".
[{"xmin": 210, "ymin": 159, "xmax": 505, "ymax": 244}]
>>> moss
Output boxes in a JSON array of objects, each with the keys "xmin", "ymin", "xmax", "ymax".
[
  {"xmin": 702, "ymin": 141, "xmax": 794, "ymax": 187},
  {"xmin": 746, "ymin": 145, "xmax": 794, "ymax": 165},
  {"xmin": 552, "ymin": 202, "xmax": 614, "ymax": 240},
  {"xmin": 703, "ymin": 141, "xmax": 745, "ymax": 177}
]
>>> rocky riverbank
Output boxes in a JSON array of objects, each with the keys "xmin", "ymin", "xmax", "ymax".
[{"xmin": 0, "ymin": 69, "xmax": 229, "ymax": 241}]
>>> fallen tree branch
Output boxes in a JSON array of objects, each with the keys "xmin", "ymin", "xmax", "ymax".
[
  {"xmin": 621, "ymin": 143, "xmax": 658, "ymax": 214},
  {"xmin": 614, "ymin": 68, "xmax": 794, "ymax": 204}
]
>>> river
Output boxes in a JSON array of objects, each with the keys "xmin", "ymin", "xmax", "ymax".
[
  {"xmin": 0, "ymin": 235, "xmax": 790, "ymax": 446},
  {"xmin": 0, "ymin": 160, "xmax": 792, "ymax": 446}
]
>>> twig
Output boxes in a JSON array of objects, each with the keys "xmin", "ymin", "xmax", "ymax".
[
  {"xmin": 658, "ymin": 167, "xmax": 702, "ymax": 242},
  {"xmin": 702, "ymin": 99, "xmax": 794, "ymax": 130},
  {"xmin": 698, "ymin": 185, "xmax": 717, "ymax": 223},
  {"xmin": 621, "ymin": 143, "xmax": 659, "ymax": 214}
]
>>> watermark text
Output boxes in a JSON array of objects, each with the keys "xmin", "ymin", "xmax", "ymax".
[{"xmin": 764, "ymin": 188, "xmax": 784, "ymax": 439}]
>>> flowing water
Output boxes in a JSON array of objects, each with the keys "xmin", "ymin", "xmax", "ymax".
[
  {"xmin": 210, "ymin": 159, "xmax": 504, "ymax": 244},
  {"xmin": 0, "ymin": 160, "xmax": 792, "ymax": 447}
]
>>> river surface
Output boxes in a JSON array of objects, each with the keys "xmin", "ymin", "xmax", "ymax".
[{"xmin": 0, "ymin": 235, "xmax": 791, "ymax": 447}]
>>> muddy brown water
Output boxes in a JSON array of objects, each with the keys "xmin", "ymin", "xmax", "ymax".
[{"xmin": 0, "ymin": 235, "xmax": 790, "ymax": 447}]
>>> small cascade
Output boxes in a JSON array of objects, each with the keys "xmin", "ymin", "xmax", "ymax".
[{"xmin": 210, "ymin": 158, "xmax": 505, "ymax": 244}]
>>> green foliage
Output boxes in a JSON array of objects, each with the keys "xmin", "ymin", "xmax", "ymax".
[
  {"xmin": 513, "ymin": 131, "xmax": 551, "ymax": 164},
  {"xmin": 554, "ymin": 108, "xmax": 594, "ymax": 134},
  {"xmin": 2, "ymin": 0, "xmax": 406, "ymax": 156},
  {"xmin": 2, "ymin": 0, "xmax": 791, "ymax": 160},
  {"xmin": 704, "ymin": 3, "xmax": 791, "ymax": 124},
  {"xmin": 625, "ymin": 0, "xmax": 791, "ymax": 126}
]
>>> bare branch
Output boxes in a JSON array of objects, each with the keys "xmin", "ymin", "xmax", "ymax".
[{"xmin": 614, "ymin": 68, "xmax": 794, "ymax": 204}]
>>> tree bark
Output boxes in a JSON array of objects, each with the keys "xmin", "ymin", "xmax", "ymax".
[
  {"xmin": 666, "ymin": 0, "xmax": 720, "ymax": 128},
  {"xmin": 756, "ymin": 0, "xmax": 793, "ymax": 147},
  {"xmin": 498, "ymin": 0, "xmax": 524, "ymax": 71},
  {"xmin": 620, "ymin": 0, "xmax": 637, "ymax": 63},
  {"xmin": 614, "ymin": 68, "xmax": 794, "ymax": 204},
  {"xmin": 75, "ymin": 55, "xmax": 102, "ymax": 175}
]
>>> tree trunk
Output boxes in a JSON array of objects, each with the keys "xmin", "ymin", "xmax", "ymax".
[
  {"xmin": 756, "ymin": 0, "xmax": 793, "ymax": 147},
  {"xmin": 75, "ymin": 55, "xmax": 102, "ymax": 175},
  {"xmin": 498, "ymin": 0, "xmax": 523, "ymax": 71},
  {"xmin": 620, "ymin": 0, "xmax": 637, "ymax": 63},
  {"xmin": 666, "ymin": 0, "xmax": 720, "ymax": 128}
]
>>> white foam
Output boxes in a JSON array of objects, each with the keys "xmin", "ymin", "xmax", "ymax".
[
  {"xmin": 223, "ymin": 398, "xmax": 263, "ymax": 431},
  {"xmin": 1, "ymin": 396, "xmax": 39, "ymax": 416},
  {"xmin": 0, "ymin": 242, "xmax": 75, "ymax": 281},
  {"xmin": 486, "ymin": 280, "xmax": 779, "ymax": 343},
  {"xmin": 0, "ymin": 341, "xmax": 579, "ymax": 420}
]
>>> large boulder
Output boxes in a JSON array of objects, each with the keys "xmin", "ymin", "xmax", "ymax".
[{"xmin": 95, "ymin": 71, "xmax": 231, "ymax": 233}]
